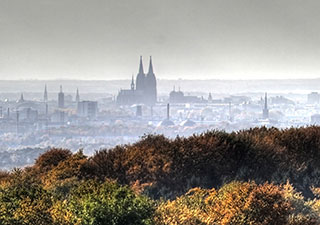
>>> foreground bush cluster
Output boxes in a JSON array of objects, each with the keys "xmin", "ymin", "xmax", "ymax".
[{"xmin": 2, "ymin": 126, "xmax": 320, "ymax": 224}]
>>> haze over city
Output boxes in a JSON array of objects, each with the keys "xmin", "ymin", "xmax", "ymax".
[
  {"xmin": 1, "ymin": 0, "xmax": 320, "ymax": 80},
  {"xmin": 3, "ymin": 1, "xmax": 320, "ymax": 224}
]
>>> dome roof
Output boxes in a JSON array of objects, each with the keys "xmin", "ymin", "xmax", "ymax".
[
  {"xmin": 158, "ymin": 119, "xmax": 175, "ymax": 127},
  {"xmin": 180, "ymin": 119, "xmax": 196, "ymax": 127}
]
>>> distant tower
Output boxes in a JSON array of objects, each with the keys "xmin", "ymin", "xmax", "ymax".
[
  {"xmin": 58, "ymin": 85, "xmax": 65, "ymax": 108},
  {"xmin": 167, "ymin": 103, "xmax": 170, "ymax": 120},
  {"xmin": 136, "ymin": 56, "xmax": 145, "ymax": 91},
  {"xmin": 229, "ymin": 102, "xmax": 233, "ymax": 122},
  {"xmin": 263, "ymin": 92, "xmax": 269, "ymax": 119},
  {"xmin": 136, "ymin": 105, "xmax": 142, "ymax": 117},
  {"xmin": 45, "ymin": 103, "xmax": 48, "ymax": 117},
  {"xmin": 76, "ymin": 88, "xmax": 80, "ymax": 102},
  {"xmin": 131, "ymin": 75, "xmax": 135, "ymax": 90},
  {"xmin": 19, "ymin": 93, "xmax": 24, "ymax": 102},
  {"xmin": 145, "ymin": 56, "xmax": 157, "ymax": 105},
  {"xmin": 44, "ymin": 84, "xmax": 48, "ymax": 102},
  {"xmin": 16, "ymin": 111, "xmax": 19, "ymax": 134},
  {"xmin": 208, "ymin": 93, "xmax": 212, "ymax": 102}
]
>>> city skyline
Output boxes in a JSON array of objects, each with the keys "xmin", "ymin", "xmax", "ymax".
[{"xmin": 1, "ymin": 0, "xmax": 320, "ymax": 80}]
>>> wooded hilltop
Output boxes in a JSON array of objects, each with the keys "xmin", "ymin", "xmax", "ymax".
[{"xmin": 2, "ymin": 126, "xmax": 320, "ymax": 224}]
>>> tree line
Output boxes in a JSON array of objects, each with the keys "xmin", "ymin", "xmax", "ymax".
[{"xmin": 2, "ymin": 126, "xmax": 320, "ymax": 224}]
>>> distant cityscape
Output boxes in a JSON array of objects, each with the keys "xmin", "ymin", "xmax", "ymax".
[{"xmin": 1, "ymin": 57, "xmax": 320, "ymax": 169}]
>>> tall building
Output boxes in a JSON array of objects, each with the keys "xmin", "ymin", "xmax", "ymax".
[
  {"xmin": 77, "ymin": 101, "xmax": 98, "ymax": 119},
  {"xmin": 308, "ymin": 92, "xmax": 320, "ymax": 104},
  {"xmin": 208, "ymin": 93, "xmax": 213, "ymax": 102},
  {"xmin": 76, "ymin": 88, "xmax": 80, "ymax": 102},
  {"xmin": 117, "ymin": 56, "xmax": 157, "ymax": 105},
  {"xmin": 262, "ymin": 92, "xmax": 269, "ymax": 119},
  {"xmin": 58, "ymin": 85, "xmax": 65, "ymax": 108},
  {"xmin": 145, "ymin": 56, "xmax": 157, "ymax": 105},
  {"xmin": 44, "ymin": 84, "xmax": 48, "ymax": 102},
  {"xmin": 136, "ymin": 56, "xmax": 145, "ymax": 91},
  {"xmin": 19, "ymin": 93, "xmax": 24, "ymax": 103}
]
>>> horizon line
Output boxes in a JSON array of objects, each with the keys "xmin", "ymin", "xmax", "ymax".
[{"xmin": 1, "ymin": 77, "xmax": 320, "ymax": 81}]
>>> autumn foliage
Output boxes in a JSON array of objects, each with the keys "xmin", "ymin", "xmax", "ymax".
[{"xmin": 2, "ymin": 126, "xmax": 320, "ymax": 224}]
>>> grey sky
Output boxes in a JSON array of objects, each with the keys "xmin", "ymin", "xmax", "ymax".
[{"xmin": 1, "ymin": 0, "xmax": 320, "ymax": 80}]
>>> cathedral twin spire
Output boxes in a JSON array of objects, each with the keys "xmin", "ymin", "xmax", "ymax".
[
  {"xmin": 117, "ymin": 56, "xmax": 157, "ymax": 105},
  {"xmin": 138, "ymin": 56, "xmax": 154, "ymax": 76},
  {"xmin": 148, "ymin": 56, "xmax": 154, "ymax": 75},
  {"xmin": 139, "ymin": 56, "xmax": 144, "ymax": 75},
  {"xmin": 136, "ymin": 56, "xmax": 155, "ymax": 91},
  {"xmin": 135, "ymin": 56, "xmax": 157, "ymax": 105}
]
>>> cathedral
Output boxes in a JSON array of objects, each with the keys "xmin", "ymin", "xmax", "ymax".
[{"xmin": 117, "ymin": 56, "xmax": 157, "ymax": 106}]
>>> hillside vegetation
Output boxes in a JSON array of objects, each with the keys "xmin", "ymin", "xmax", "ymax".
[{"xmin": 2, "ymin": 126, "xmax": 320, "ymax": 224}]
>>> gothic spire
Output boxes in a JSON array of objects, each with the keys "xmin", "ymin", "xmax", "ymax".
[
  {"xmin": 131, "ymin": 74, "xmax": 135, "ymax": 90},
  {"xmin": 76, "ymin": 88, "xmax": 80, "ymax": 102},
  {"xmin": 264, "ymin": 92, "xmax": 268, "ymax": 109},
  {"xmin": 148, "ymin": 56, "xmax": 154, "ymax": 74},
  {"xmin": 19, "ymin": 93, "xmax": 24, "ymax": 102},
  {"xmin": 136, "ymin": 56, "xmax": 145, "ymax": 91},
  {"xmin": 44, "ymin": 84, "xmax": 48, "ymax": 102},
  {"xmin": 138, "ymin": 56, "xmax": 144, "ymax": 74}
]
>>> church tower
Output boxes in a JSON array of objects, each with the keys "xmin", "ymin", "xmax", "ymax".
[
  {"xmin": 44, "ymin": 84, "xmax": 48, "ymax": 102},
  {"xmin": 58, "ymin": 85, "xmax": 65, "ymax": 108},
  {"xmin": 131, "ymin": 75, "xmax": 135, "ymax": 90},
  {"xmin": 76, "ymin": 88, "xmax": 80, "ymax": 102},
  {"xmin": 262, "ymin": 92, "xmax": 269, "ymax": 119},
  {"xmin": 145, "ymin": 56, "xmax": 157, "ymax": 105},
  {"xmin": 19, "ymin": 93, "xmax": 24, "ymax": 103},
  {"xmin": 136, "ymin": 56, "xmax": 145, "ymax": 91}
]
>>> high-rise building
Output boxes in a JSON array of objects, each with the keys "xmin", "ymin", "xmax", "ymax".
[
  {"xmin": 77, "ymin": 101, "xmax": 98, "ymax": 119},
  {"xmin": 58, "ymin": 85, "xmax": 65, "ymax": 108}
]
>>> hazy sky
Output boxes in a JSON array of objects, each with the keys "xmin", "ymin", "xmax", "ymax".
[{"xmin": 1, "ymin": 0, "xmax": 320, "ymax": 80}]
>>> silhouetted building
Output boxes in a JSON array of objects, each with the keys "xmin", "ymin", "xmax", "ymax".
[
  {"xmin": 77, "ymin": 101, "xmax": 98, "ymax": 119},
  {"xmin": 44, "ymin": 84, "xmax": 48, "ymax": 102},
  {"xmin": 58, "ymin": 85, "xmax": 65, "ymax": 108},
  {"xmin": 208, "ymin": 93, "xmax": 213, "ymax": 102},
  {"xmin": 308, "ymin": 92, "xmax": 320, "ymax": 104},
  {"xmin": 117, "ymin": 56, "xmax": 157, "ymax": 105},
  {"xmin": 18, "ymin": 93, "xmax": 24, "ymax": 103},
  {"xmin": 145, "ymin": 56, "xmax": 157, "ymax": 105},
  {"xmin": 76, "ymin": 88, "xmax": 80, "ymax": 102},
  {"xmin": 169, "ymin": 87, "xmax": 203, "ymax": 103},
  {"xmin": 136, "ymin": 105, "xmax": 142, "ymax": 117},
  {"xmin": 271, "ymin": 96, "xmax": 294, "ymax": 105},
  {"xmin": 169, "ymin": 87, "xmax": 184, "ymax": 103},
  {"xmin": 223, "ymin": 96, "xmax": 250, "ymax": 104},
  {"xmin": 19, "ymin": 108, "xmax": 38, "ymax": 123},
  {"xmin": 262, "ymin": 93, "xmax": 269, "ymax": 119},
  {"xmin": 52, "ymin": 110, "xmax": 66, "ymax": 124},
  {"xmin": 311, "ymin": 114, "xmax": 320, "ymax": 124}
]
